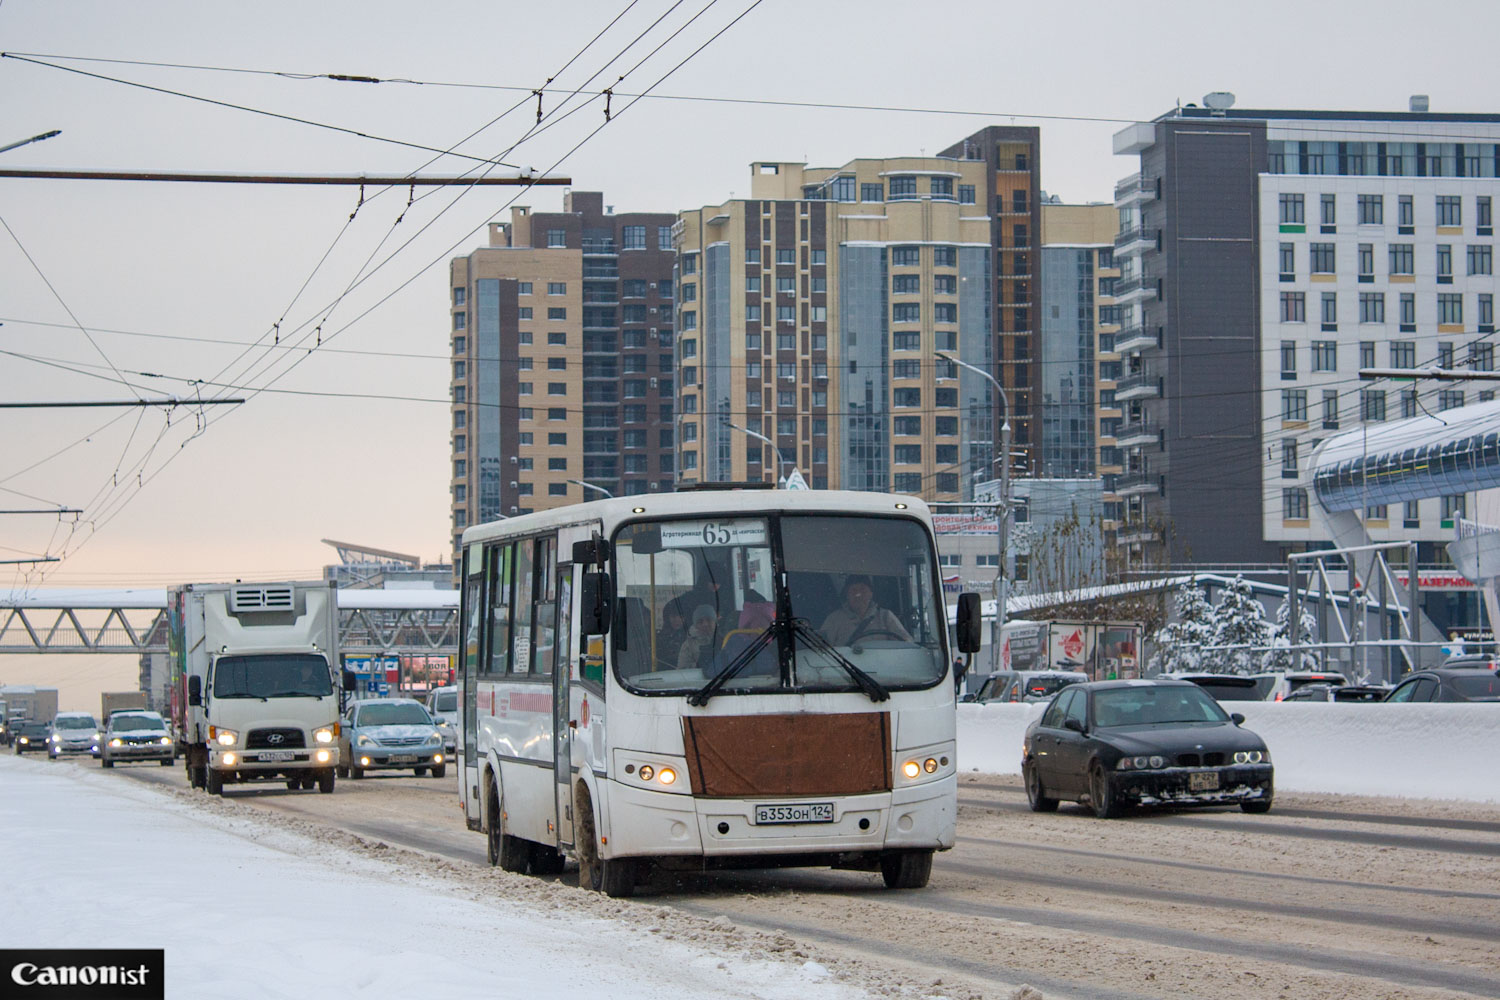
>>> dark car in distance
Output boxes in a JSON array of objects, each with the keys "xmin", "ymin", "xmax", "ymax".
[
  {"xmin": 1162, "ymin": 673, "xmax": 1264, "ymax": 702},
  {"xmin": 1022, "ymin": 680, "xmax": 1274, "ymax": 818},
  {"xmin": 1385, "ymin": 667, "xmax": 1500, "ymax": 702},
  {"xmin": 1283, "ymin": 683, "xmax": 1389, "ymax": 703},
  {"xmin": 12, "ymin": 719, "xmax": 51, "ymax": 754}
]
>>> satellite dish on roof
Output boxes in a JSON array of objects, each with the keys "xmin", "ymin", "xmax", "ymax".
[{"xmin": 1203, "ymin": 91, "xmax": 1236, "ymax": 110}]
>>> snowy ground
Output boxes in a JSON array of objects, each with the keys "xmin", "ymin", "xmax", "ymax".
[{"xmin": 0, "ymin": 754, "xmax": 948, "ymax": 1000}]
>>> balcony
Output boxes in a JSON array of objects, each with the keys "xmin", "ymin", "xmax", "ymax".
[
  {"xmin": 1113, "ymin": 274, "xmax": 1157, "ymax": 306},
  {"xmin": 1114, "ymin": 325, "xmax": 1156, "ymax": 354},
  {"xmin": 1114, "ymin": 420, "xmax": 1159, "ymax": 449},
  {"xmin": 581, "ymin": 239, "xmax": 618, "ymax": 256},
  {"xmin": 1114, "ymin": 226, "xmax": 1155, "ymax": 257},
  {"xmin": 1114, "ymin": 371, "xmax": 1159, "ymax": 401},
  {"xmin": 1115, "ymin": 474, "xmax": 1158, "ymax": 498},
  {"xmin": 1114, "ymin": 172, "xmax": 1156, "ymax": 206},
  {"xmin": 1115, "ymin": 520, "xmax": 1158, "ymax": 545}
]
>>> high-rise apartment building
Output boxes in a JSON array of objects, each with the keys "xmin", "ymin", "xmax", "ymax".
[
  {"xmin": 674, "ymin": 128, "xmax": 1042, "ymax": 498},
  {"xmin": 1039, "ymin": 202, "xmax": 1118, "ymax": 484},
  {"xmin": 1112, "ymin": 98, "xmax": 1500, "ymax": 566},
  {"xmin": 448, "ymin": 191, "xmax": 676, "ymax": 556}
]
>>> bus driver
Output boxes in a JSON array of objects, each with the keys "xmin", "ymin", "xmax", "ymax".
[{"xmin": 819, "ymin": 575, "xmax": 912, "ymax": 646}]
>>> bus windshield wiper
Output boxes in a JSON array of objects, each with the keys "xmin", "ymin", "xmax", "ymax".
[
  {"xmin": 791, "ymin": 620, "xmax": 889, "ymax": 703},
  {"xmin": 686, "ymin": 623, "xmax": 779, "ymax": 707}
]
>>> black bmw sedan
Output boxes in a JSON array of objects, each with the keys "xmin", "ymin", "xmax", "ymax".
[{"xmin": 1022, "ymin": 679, "xmax": 1274, "ymax": 818}]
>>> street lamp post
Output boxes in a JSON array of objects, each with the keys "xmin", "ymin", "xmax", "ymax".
[
  {"xmin": 567, "ymin": 479, "xmax": 613, "ymax": 499},
  {"xmin": 0, "ymin": 130, "xmax": 60, "ymax": 156},
  {"xmin": 937, "ymin": 351, "xmax": 1011, "ymax": 674},
  {"xmin": 724, "ymin": 421, "xmax": 787, "ymax": 487}
]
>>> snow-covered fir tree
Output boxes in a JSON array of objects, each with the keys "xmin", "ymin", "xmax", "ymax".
[
  {"xmin": 1263, "ymin": 594, "xmax": 1319, "ymax": 672},
  {"xmin": 1208, "ymin": 575, "xmax": 1273, "ymax": 675},
  {"xmin": 1148, "ymin": 579, "xmax": 1215, "ymax": 674}
]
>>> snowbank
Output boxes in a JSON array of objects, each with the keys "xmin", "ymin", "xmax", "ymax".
[
  {"xmin": 0, "ymin": 756, "xmax": 876, "ymax": 1000},
  {"xmin": 956, "ymin": 701, "xmax": 1500, "ymax": 802}
]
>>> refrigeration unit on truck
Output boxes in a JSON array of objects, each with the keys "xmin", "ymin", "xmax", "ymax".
[{"xmin": 170, "ymin": 581, "xmax": 341, "ymax": 795}]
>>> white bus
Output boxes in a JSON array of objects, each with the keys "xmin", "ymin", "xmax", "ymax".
[{"xmin": 457, "ymin": 487, "xmax": 981, "ymax": 897}]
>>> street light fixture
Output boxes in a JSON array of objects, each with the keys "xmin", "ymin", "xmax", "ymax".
[
  {"xmin": 724, "ymin": 420, "xmax": 787, "ymax": 487},
  {"xmin": 0, "ymin": 130, "xmax": 60, "ymax": 156},
  {"xmin": 937, "ymin": 350, "xmax": 1011, "ymax": 674},
  {"xmin": 567, "ymin": 479, "xmax": 613, "ymax": 499}
]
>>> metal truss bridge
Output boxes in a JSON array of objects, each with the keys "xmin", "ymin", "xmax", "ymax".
[{"xmin": 0, "ymin": 588, "xmax": 458, "ymax": 656}]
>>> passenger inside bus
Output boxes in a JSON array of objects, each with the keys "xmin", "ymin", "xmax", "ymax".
[
  {"xmin": 677, "ymin": 604, "xmax": 720, "ymax": 672},
  {"xmin": 820, "ymin": 575, "xmax": 913, "ymax": 645},
  {"xmin": 655, "ymin": 603, "xmax": 686, "ymax": 670}
]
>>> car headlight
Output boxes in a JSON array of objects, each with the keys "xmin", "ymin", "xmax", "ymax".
[
  {"xmin": 1233, "ymin": 750, "xmax": 1267, "ymax": 765},
  {"xmin": 50, "ymin": 734, "xmax": 60, "ymax": 743},
  {"xmin": 211, "ymin": 727, "xmax": 238, "ymax": 747},
  {"xmin": 424, "ymin": 732, "xmax": 441, "ymax": 746},
  {"xmin": 356, "ymin": 734, "xmax": 374, "ymax": 747},
  {"xmin": 1117, "ymin": 755, "xmax": 1166, "ymax": 770},
  {"xmin": 110, "ymin": 738, "xmax": 124, "ymax": 747},
  {"xmin": 313, "ymin": 726, "xmax": 335, "ymax": 744},
  {"xmin": 158, "ymin": 736, "xmax": 172, "ymax": 746}
]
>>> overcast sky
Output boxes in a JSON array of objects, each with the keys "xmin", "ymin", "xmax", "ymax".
[{"xmin": 3, "ymin": 0, "xmax": 1499, "ymax": 596}]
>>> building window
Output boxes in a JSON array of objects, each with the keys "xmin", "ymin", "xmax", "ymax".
[
  {"xmin": 1282, "ymin": 389, "xmax": 1307, "ymax": 421},
  {"xmin": 1321, "ymin": 292, "xmax": 1338, "ymax": 328},
  {"xmin": 893, "ymin": 359, "xmax": 921, "ymax": 380},
  {"xmin": 518, "ymin": 307, "xmax": 533, "ymax": 320},
  {"xmin": 1279, "ymin": 242, "xmax": 1295, "ymax": 279},
  {"xmin": 1390, "ymin": 341, "xmax": 1415, "ymax": 368},
  {"xmin": 546, "ymin": 229, "xmax": 567, "ymax": 248},
  {"xmin": 1359, "ymin": 292, "xmax": 1385, "ymax": 324},
  {"xmin": 1284, "ymin": 489, "xmax": 1309, "ymax": 519},
  {"xmin": 958, "ymin": 184, "xmax": 976, "ymax": 205},
  {"xmin": 1320, "ymin": 193, "xmax": 1336, "ymax": 227},
  {"xmin": 1468, "ymin": 244, "xmax": 1493, "ymax": 275},
  {"xmin": 1281, "ymin": 439, "xmax": 1299, "ymax": 478},
  {"xmin": 893, "ymin": 303, "xmax": 920, "ymax": 323},
  {"xmin": 1480, "ymin": 293, "xmax": 1494, "ymax": 329},
  {"xmin": 1279, "ymin": 193, "xmax": 1304, "ymax": 224},
  {"xmin": 1437, "ymin": 244, "xmax": 1454, "ymax": 282},
  {"xmin": 861, "ymin": 182, "xmax": 883, "ymax": 202},
  {"xmin": 1400, "ymin": 388, "xmax": 1418, "ymax": 418},
  {"xmin": 658, "ymin": 225, "xmax": 673, "ymax": 250},
  {"xmin": 1280, "ymin": 291, "xmax": 1305, "ymax": 323},
  {"xmin": 1440, "ymin": 389, "xmax": 1466, "ymax": 411},
  {"xmin": 930, "ymin": 177, "xmax": 954, "ymax": 199},
  {"xmin": 1361, "ymin": 389, "xmax": 1386, "ymax": 421},
  {"xmin": 894, "ymin": 388, "xmax": 922, "ymax": 407},
  {"xmin": 1400, "ymin": 293, "xmax": 1416, "ymax": 329},
  {"xmin": 1437, "ymin": 195, "xmax": 1462, "ymax": 227},
  {"xmin": 1439, "ymin": 293, "xmax": 1463, "ymax": 325},
  {"xmin": 889, "ymin": 176, "xmax": 918, "ymax": 200},
  {"xmin": 1357, "ymin": 194, "xmax": 1383, "ymax": 224},
  {"xmin": 892, "ymin": 245, "xmax": 920, "ymax": 267},
  {"xmin": 622, "ymin": 226, "xmax": 646, "ymax": 250},
  {"xmin": 892, "ymin": 274, "xmax": 920, "ymax": 295},
  {"xmin": 775, "ymin": 249, "xmax": 796, "ymax": 266},
  {"xmin": 1359, "ymin": 341, "xmax": 1376, "ymax": 369},
  {"xmin": 548, "ymin": 307, "xmax": 566, "ymax": 320},
  {"xmin": 1398, "ymin": 195, "xmax": 1414, "ymax": 229},
  {"xmin": 1442, "ymin": 495, "xmax": 1467, "ymax": 520},
  {"xmin": 1438, "ymin": 341, "xmax": 1455, "ymax": 368},
  {"xmin": 1280, "ymin": 340, "xmax": 1297, "ymax": 379},
  {"xmin": 1389, "ymin": 244, "xmax": 1414, "ymax": 274},
  {"xmin": 1471, "ymin": 342, "xmax": 1494, "ymax": 372},
  {"xmin": 933, "ymin": 247, "xmax": 956, "ymax": 267},
  {"xmin": 1312, "ymin": 341, "xmax": 1337, "ymax": 371},
  {"xmin": 933, "ymin": 303, "xmax": 958, "ymax": 323},
  {"xmin": 1310, "ymin": 242, "xmax": 1335, "ymax": 273},
  {"xmin": 1322, "ymin": 390, "xmax": 1339, "ymax": 429},
  {"xmin": 1357, "ymin": 243, "xmax": 1374, "ymax": 280},
  {"xmin": 893, "ymin": 444, "xmax": 922, "ymax": 464}
]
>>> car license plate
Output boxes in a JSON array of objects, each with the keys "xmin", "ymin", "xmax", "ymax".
[
  {"xmin": 1188, "ymin": 770, "xmax": 1220, "ymax": 792},
  {"xmin": 260, "ymin": 750, "xmax": 294, "ymax": 762},
  {"xmin": 754, "ymin": 802, "xmax": 834, "ymax": 825},
  {"xmin": 391, "ymin": 755, "xmax": 418, "ymax": 764}
]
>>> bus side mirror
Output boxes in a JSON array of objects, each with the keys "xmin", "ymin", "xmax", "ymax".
[
  {"xmin": 955, "ymin": 593, "xmax": 983, "ymax": 654},
  {"xmin": 572, "ymin": 537, "xmax": 612, "ymax": 567},
  {"xmin": 187, "ymin": 676, "xmax": 202, "ymax": 707},
  {"xmin": 579, "ymin": 572, "xmax": 613, "ymax": 636}
]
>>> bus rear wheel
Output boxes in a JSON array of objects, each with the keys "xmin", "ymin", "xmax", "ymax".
[{"xmin": 880, "ymin": 849, "xmax": 933, "ymax": 889}]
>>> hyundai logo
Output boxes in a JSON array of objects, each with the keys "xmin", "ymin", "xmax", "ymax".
[{"xmin": 267, "ymin": 734, "xmax": 285, "ymax": 745}]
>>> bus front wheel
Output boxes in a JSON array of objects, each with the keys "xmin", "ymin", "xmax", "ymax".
[
  {"xmin": 575, "ymin": 788, "xmax": 635, "ymax": 898},
  {"xmin": 880, "ymin": 849, "xmax": 933, "ymax": 889},
  {"xmin": 486, "ymin": 776, "xmax": 528, "ymax": 872}
]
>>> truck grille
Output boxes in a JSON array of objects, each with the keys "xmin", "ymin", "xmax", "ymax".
[{"xmin": 246, "ymin": 728, "xmax": 306, "ymax": 749}]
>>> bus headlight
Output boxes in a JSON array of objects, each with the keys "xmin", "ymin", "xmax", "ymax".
[
  {"xmin": 657, "ymin": 767, "xmax": 676, "ymax": 785},
  {"xmin": 902, "ymin": 761, "xmax": 921, "ymax": 779}
]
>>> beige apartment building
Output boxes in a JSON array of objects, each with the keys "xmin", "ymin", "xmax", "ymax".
[
  {"xmin": 674, "ymin": 155, "xmax": 997, "ymax": 497},
  {"xmin": 449, "ymin": 191, "xmax": 676, "ymax": 556}
]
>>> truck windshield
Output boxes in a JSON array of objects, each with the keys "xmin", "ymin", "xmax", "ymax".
[
  {"xmin": 612, "ymin": 513, "xmax": 945, "ymax": 697},
  {"xmin": 431, "ymin": 691, "xmax": 457, "ymax": 713},
  {"xmin": 212, "ymin": 654, "xmax": 333, "ymax": 699}
]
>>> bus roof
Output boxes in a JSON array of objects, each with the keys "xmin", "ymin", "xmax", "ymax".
[{"xmin": 460, "ymin": 490, "xmax": 933, "ymax": 547}]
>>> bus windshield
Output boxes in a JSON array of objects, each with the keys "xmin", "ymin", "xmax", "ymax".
[{"xmin": 612, "ymin": 513, "xmax": 946, "ymax": 696}]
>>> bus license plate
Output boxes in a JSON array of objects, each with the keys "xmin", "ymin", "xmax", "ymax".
[
  {"xmin": 1189, "ymin": 771, "xmax": 1220, "ymax": 792},
  {"xmin": 755, "ymin": 802, "xmax": 834, "ymax": 825},
  {"xmin": 260, "ymin": 751, "xmax": 294, "ymax": 762}
]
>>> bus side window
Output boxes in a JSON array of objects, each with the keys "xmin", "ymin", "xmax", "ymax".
[
  {"xmin": 486, "ymin": 543, "xmax": 513, "ymax": 676},
  {"xmin": 532, "ymin": 536, "xmax": 556, "ymax": 676}
]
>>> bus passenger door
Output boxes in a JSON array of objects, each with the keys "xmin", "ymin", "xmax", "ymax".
[{"xmin": 552, "ymin": 563, "xmax": 575, "ymax": 849}]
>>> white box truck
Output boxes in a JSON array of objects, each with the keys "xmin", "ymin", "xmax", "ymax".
[{"xmin": 169, "ymin": 581, "xmax": 341, "ymax": 795}]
